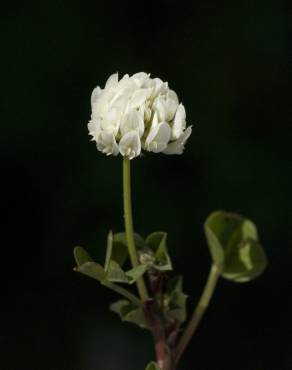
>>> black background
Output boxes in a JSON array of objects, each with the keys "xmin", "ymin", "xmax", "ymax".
[{"xmin": 1, "ymin": 1, "xmax": 291, "ymax": 369}]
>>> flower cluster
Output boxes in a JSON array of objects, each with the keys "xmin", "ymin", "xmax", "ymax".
[{"xmin": 88, "ymin": 72, "xmax": 192, "ymax": 159}]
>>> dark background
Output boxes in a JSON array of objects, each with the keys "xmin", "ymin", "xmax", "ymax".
[{"xmin": 1, "ymin": 1, "xmax": 291, "ymax": 369}]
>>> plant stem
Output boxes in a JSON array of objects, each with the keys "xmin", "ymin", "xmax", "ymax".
[
  {"xmin": 103, "ymin": 281, "xmax": 141, "ymax": 307},
  {"xmin": 144, "ymin": 300, "xmax": 174, "ymax": 370},
  {"xmin": 123, "ymin": 157, "xmax": 149, "ymax": 301},
  {"xmin": 175, "ymin": 264, "xmax": 220, "ymax": 364}
]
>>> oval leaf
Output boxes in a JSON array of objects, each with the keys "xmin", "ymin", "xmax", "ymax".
[
  {"xmin": 165, "ymin": 276, "xmax": 188, "ymax": 324},
  {"xmin": 146, "ymin": 232, "xmax": 166, "ymax": 253},
  {"xmin": 75, "ymin": 261, "xmax": 106, "ymax": 282},
  {"xmin": 110, "ymin": 299, "xmax": 148, "ymax": 329},
  {"xmin": 106, "ymin": 260, "xmax": 128, "ymax": 283},
  {"xmin": 73, "ymin": 246, "xmax": 93, "ymax": 266},
  {"xmin": 204, "ymin": 211, "xmax": 267, "ymax": 282},
  {"xmin": 105, "ymin": 231, "xmax": 129, "ymax": 271},
  {"xmin": 126, "ymin": 264, "xmax": 147, "ymax": 283},
  {"xmin": 222, "ymin": 239, "xmax": 267, "ymax": 282},
  {"xmin": 114, "ymin": 232, "xmax": 145, "ymax": 249},
  {"xmin": 146, "ymin": 232, "xmax": 172, "ymax": 271}
]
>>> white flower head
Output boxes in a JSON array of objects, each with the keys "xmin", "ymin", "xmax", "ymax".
[{"xmin": 89, "ymin": 72, "xmax": 192, "ymax": 159}]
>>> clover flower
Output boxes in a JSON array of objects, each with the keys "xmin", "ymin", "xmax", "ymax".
[{"xmin": 88, "ymin": 72, "xmax": 192, "ymax": 159}]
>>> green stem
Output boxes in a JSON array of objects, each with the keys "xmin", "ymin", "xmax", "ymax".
[
  {"xmin": 175, "ymin": 264, "xmax": 220, "ymax": 364},
  {"xmin": 103, "ymin": 281, "xmax": 141, "ymax": 307},
  {"xmin": 123, "ymin": 157, "xmax": 149, "ymax": 301}
]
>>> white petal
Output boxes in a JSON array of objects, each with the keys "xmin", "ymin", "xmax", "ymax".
[
  {"xmin": 109, "ymin": 94, "xmax": 128, "ymax": 112},
  {"xmin": 119, "ymin": 131, "xmax": 141, "ymax": 159},
  {"xmin": 100, "ymin": 107, "xmax": 121, "ymax": 135},
  {"xmin": 131, "ymin": 72, "xmax": 149, "ymax": 88},
  {"xmin": 91, "ymin": 94, "xmax": 107, "ymax": 117},
  {"xmin": 105, "ymin": 73, "xmax": 119, "ymax": 89},
  {"xmin": 138, "ymin": 101, "xmax": 151, "ymax": 123},
  {"xmin": 92, "ymin": 88, "xmax": 114, "ymax": 118},
  {"xmin": 150, "ymin": 78, "xmax": 169, "ymax": 98},
  {"xmin": 138, "ymin": 104, "xmax": 145, "ymax": 120},
  {"xmin": 93, "ymin": 120, "xmax": 102, "ymax": 141},
  {"xmin": 145, "ymin": 122, "xmax": 171, "ymax": 153},
  {"xmin": 130, "ymin": 88, "xmax": 152, "ymax": 109},
  {"xmin": 97, "ymin": 132, "xmax": 119, "ymax": 156},
  {"xmin": 153, "ymin": 97, "xmax": 166, "ymax": 122},
  {"xmin": 160, "ymin": 82, "xmax": 169, "ymax": 95},
  {"xmin": 120, "ymin": 110, "xmax": 144, "ymax": 137},
  {"xmin": 116, "ymin": 74, "xmax": 130, "ymax": 91},
  {"xmin": 91, "ymin": 86, "xmax": 102, "ymax": 107},
  {"xmin": 172, "ymin": 103, "xmax": 186, "ymax": 140},
  {"xmin": 154, "ymin": 122, "xmax": 171, "ymax": 149},
  {"xmin": 167, "ymin": 90, "xmax": 179, "ymax": 105},
  {"xmin": 141, "ymin": 101, "xmax": 151, "ymax": 122},
  {"xmin": 151, "ymin": 112, "xmax": 159, "ymax": 128},
  {"xmin": 163, "ymin": 126, "xmax": 192, "ymax": 155},
  {"xmin": 145, "ymin": 124, "xmax": 160, "ymax": 147},
  {"xmin": 150, "ymin": 78, "xmax": 163, "ymax": 98},
  {"xmin": 165, "ymin": 96, "xmax": 179, "ymax": 121},
  {"xmin": 88, "ymin": 118, "xmax": 102, "ymax": 141},
  {"xmin": 105, "ymin": 106, "xmax": 122, "ymax": 124},
  {"xmin": 88, "ymin": 119, "xmax": 95, "ymax": 136},
  {"xmin": 112, "ymin": 84, "xmax": 134, "ymax": 104}
]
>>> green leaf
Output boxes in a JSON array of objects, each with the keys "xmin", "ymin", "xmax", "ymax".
[
  {"xmin": 73, "ymin": 246, "xmax": 93, "ymax": 266},
  {"xmin": 105, "ymin": 230, "xmax": 113, "ymax": 271},
  {"xmin": 74, "ymin": 261, "xmax": 106, "ymax": 282},
  {"xmin": 204, "ymin": 211, "xmax": 268, "ymax": 282},
  {"xmin": 105, "ymin": 261, "xmax": 147, "ymax": 284},
  {"xmin": 242, "ymin": 220, "xmax": 258, "ymax": 240},
  {"xmin": 223, "ymin": 239, "xmax": 267, "ymax": 282},
  {"xmin": 73, "ymin": 247, "xmax": 106, "ymax": 282},
  {"xmin": 105, "ymin": 260, "xmax": 147, "ymax": 284},
  {"xmin": 146, "ymin": 232, "xmax": 172, "ymax": 271},
  {"xmin": 105, "ymin": 231, "xmax": 129, "ymax": 271},
  {"xmin": 126, "ymin": 264, "xmax": 147, "ymax": 283},
  {"xmin": 165, "ymin": 276, "xmax": 188, "ymax": 324},
  {"xmin": 110, "ymin": 299, "xmax": 148, "ymax": 329},
  {"xmin": 145, "ymin": 362, "xmax": 161, "ymax": 370},
  {"xmin": 146, "ymin": 232, "xmax": 165, "ymax": 252},
  {"xmin": 105, "ymin": 260, "xmax": 129, "ymax": 283},
  {"xmin": 113, "ymin": 232, "xmax": 145, "ymax": 249}
]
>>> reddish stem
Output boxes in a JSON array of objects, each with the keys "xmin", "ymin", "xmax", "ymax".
[{"xmin": 144, "ymin": 299, "xmax": 175, "ymax": 370}]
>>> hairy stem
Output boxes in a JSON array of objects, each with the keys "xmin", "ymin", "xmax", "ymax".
[
  {"xmin": 123, "ymin": 157, "xmax": 149, "ymax": 301},
  {"xmin": 175, "ymin": 264, "xmax": 220, "ymax": 364}
]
